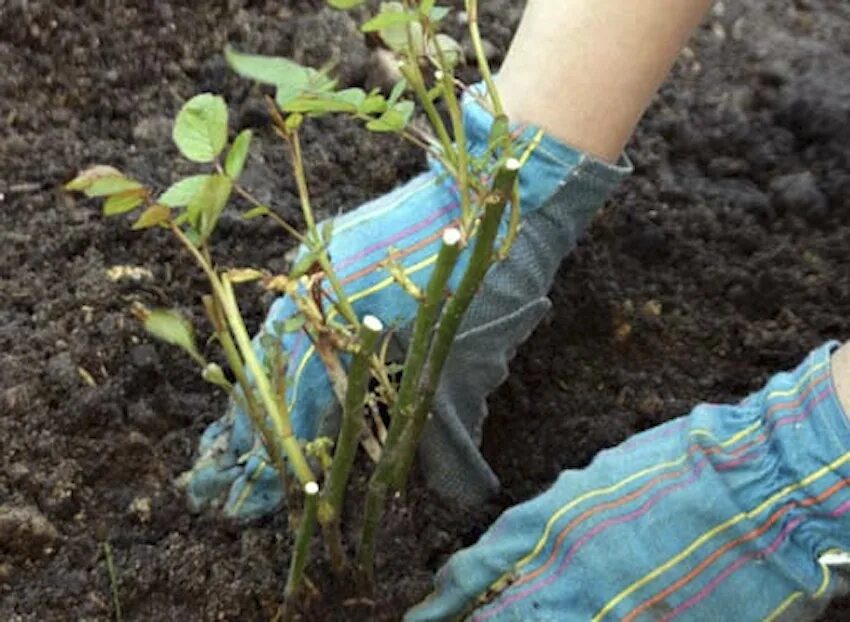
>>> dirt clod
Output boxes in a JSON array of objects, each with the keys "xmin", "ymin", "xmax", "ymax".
[{"xmin": 0, "ymin": 505, "xmax": 59, "ymax": 560}]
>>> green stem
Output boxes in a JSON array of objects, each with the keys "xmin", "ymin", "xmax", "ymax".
[
  {"xmin": 102, "ymin": 541, "xmax": 122, "ymax": 622},
  {"xmin": 219, "ymin": 275, "xmax": 315, "ymax": 485},
  {"xmin": 432, "ymin": 40, "xmax": 472, "ymax": 230},
  {"xmin": 465, "ymin": 0, "xmax": 504, "ymax": 116},
  {"xmin": 391, "ymin": 159, "xmax": 520, "ymax": 488},
  {"xmin": 318, "ymin": 315, "xmax": 383, "ymax": 571},
  {"xmin": 381, "ymin": 228, "xmax": 462, "ymax": 453},
  {"xmin": 172, "ymin": 223, "xmax": 313, "ymax": 484},
  {"xmin": 284, "ymin": 481, "xmax": 320, "ymax": 601},
  {"xmin": 402, "ymin": 26, "xmax": 456, "ymax": 165},
  {"xmin": 288, "ymin": 131, "xmax": 359, "ymax": 328}
]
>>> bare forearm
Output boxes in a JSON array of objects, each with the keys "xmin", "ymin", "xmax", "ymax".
[
  {"xmin": 833, "ymin": 341, "xmax": 850, "ymax": 420},
  {"xmin": 497, "ymin": 0, "xmax": 715, "ymax": 162}
]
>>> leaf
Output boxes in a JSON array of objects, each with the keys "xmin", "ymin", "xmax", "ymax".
[
  {"xmin": 226, "ymin": 46, "xmax": 336, "ymax": 92},
  {"xmin": 283, "ymin": 88, "xmax": 368, "ymax": 115},
  {"xmin": 285, "ymin": 113, "xmax": 304, "ymax": 132},
  {"xmin": 321, "ymin": 219, "xmax": 334, "ymax": 244},
  {"xmin": 359, "ymin": 94, "xmax": 387, "ymax": 115},
  {"xmin": 86, "ymin": 175, "xmax": 143, "ymax": 197},
  {"xmin": 225, "ymin": 267, "xmax": 266, "ymax": 283},
  {"xmin": 226, "ymin": 46, "xmax": 308, "ymax": 85},
  {"xmin": 428, "ymin": 5, "xmax": 450, "ymax": 21},
  {"xmin": 289, "ymin": 247, "xmax": 323, "ymax": 279},
  {"xmin": 225, "ymin": 129, "xmax": 252, "ymax": 179},
  {"xmin": 419, "ymin": 0, "xmax": 435, "ymax": 14},
  {"xmin": 428, "ymin": 34, "xmax": 463, "ymax": 70},
  {"xmin": 366, "ymin": 100, "xmax": 414, "ymax": 132},
  {"xmin": 186, "ymin": 174, "xmax": 233, "ymax": 242},
  {"xmin": 361, "ymin": 9, "xmax": 416, "ymax": 33},
  {"xmin": 172, "ymin": 93, "xmax": 228, "ymax": 163},
  {"xmin": 372, "ymin": 3, "xmax": 423, "ymax": 54},
  {"xmin": 487, "ymin": 114, "xmax": 510, "ymax": 151},
  {"xmin": 65, "ymin": 165, "xmax": 124, "ymax": 191},
  {"xmin": 243, "ymin": 205, "xmax": 271, "ymax": 220},
  {"xmin": 158, "ymin": 174, "xmax": 212, "ymax": 207},
  {"xmin": 202, "ymin": 363, "xmax": 231, "ymax": 390},
  {"xmin": 274, "ymin": 315, "xmax": 307, "ymax": 333},
  {"xmin": 103, "ymin": 189, "xmax": 145, "ymax": 215},
  {"xmin": 132, "ymin": 204, "xmax": 171, "ymax": 229},
  {"xmin": 387, "ymin": 78, "xmax": 407, "ymax": 106},
  {"xmin": 142, "ymin": 308, "xmax": 203, "ymax": 363},
  {"xmin": 326, "ymin": 0, "xmax": 366, "ymax": 8}
]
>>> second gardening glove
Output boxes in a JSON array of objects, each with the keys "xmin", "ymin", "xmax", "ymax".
[
  {"xmin": 183, "ymin": 87, "xmax": 631, "ymax": 519},
  {"xmin": 407, "ymin": 342, "xmax": 850, "ymax": 621}
]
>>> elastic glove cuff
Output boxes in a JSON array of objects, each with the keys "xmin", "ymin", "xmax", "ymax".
[{"xmin": 458, "ymin": 83, "xmax": 632, "ymax": 214}]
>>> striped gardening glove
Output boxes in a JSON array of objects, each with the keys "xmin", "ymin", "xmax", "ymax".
[
  {"xmin": 182, "ymin": 86, "xmax": 630, "ymax": 519},
  {"xmin": 407, "ymin": 342, "xmax": 850, "ymax": 621}
]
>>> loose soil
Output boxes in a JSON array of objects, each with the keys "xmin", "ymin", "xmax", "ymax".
[{"xmin": 2, "ymin": 0, "xmax": 849, "ymax": 620}]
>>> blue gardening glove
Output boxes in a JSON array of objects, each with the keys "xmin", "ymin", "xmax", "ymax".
[
  {"xmin": 407, "ymin": 342, "xmax": 850, "ymax": 622},
  {"xmin": 182, "ymin": 86, "xmax": 630, "ymax": 519}
]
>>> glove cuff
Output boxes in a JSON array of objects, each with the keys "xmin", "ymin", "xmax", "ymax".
[{"xmin": 459, "ymin": 82, "xmax": 632, "ymax": 213}]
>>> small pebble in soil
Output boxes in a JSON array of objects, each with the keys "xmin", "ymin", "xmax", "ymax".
[
  {"xmin": 132, "ymin": 115, "xmax": 173, "ymax": 147},
  {"xmin": 0, "ymin": 504, "xmax": 58, "ymax": 560},
  {"xmin": 128, "ymin": 496, "xmax": 153, "ymax": 524},
  {"xmin": 769, "ymin": 171, "xmax": 829, "ymax": 222},
  {"xmin": 45, "ymin": 351, "xmax": 79, "ymax": 392}
]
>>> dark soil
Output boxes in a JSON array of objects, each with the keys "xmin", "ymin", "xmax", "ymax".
[{"xmin": 2, "ymin": 0, "xmax": 849, "ymax": 620}]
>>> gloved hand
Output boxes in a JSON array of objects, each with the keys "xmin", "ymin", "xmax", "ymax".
[
  {"xmin": 407, "ymin": 342, "xmax": 850, "ymax": 621},
  {"xmin": 183, "ymin": 86, "xmax": 630, "ymax": 519}
]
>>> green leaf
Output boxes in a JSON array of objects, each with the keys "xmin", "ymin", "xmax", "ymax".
[
  {"xmin": 488, "ymin": 114, "xmax": 510, "ymax": 151},
  {"xmin": 226, "ymin": 46, "xmax": 336, "ymax": 93},
  {"xmin": 359, "ymin": 94, "xmax": 387, "ymax": 115},
  {"xmin": 420, "ymin": 0, "xmax": 436, "ymax": 14},
  {"xmin": 225, "ymin": 129, "xmax": 253, "ymax": 179},
  {"xmin": 274, "ymin": 315, "xmax": 307, "ymax": 333},
  {"xmin": 103, "ymin": 190, "xmax": 145, "ymax": 215},
  {"xmin": 326, "ymin": 0, "xmax": 366, "ymax": 8},
  {"xmin": 172, "ymin": 94, "xmax": 228, "ymax": 163},
  {"xmin": 388, "ymin": 78, "xmax": 407, "ymax": 106},
  {"xmin": 285, "ymin": 112, "xmax": 304, "ymax": 131},
  {"xmin": 243, "ymin": 205, "xmax": 271, "ymax": 220},
  {"xmin": 158, "ymin": 174, "xmax": 212, "ymax": 207},
  {"xmin": 366, "ymin": 100, "xmax": 414, "ymax": 132},
  {"xmin": 143, "ymin": 308, "xmax": 203, "ymax": 363},
  {"xmin": 321, "ymin": 219, "xmax": 334, "ymax": 244},
  {"xmin": 372, "ymin": 3, "xmax": 424, "ymax": 53},
  {"xmin": 283, "ymin": 90, "xmax": 365, "ymax": 115},
  {"xmin": 361, "ymin": 9, "xmax": 416, "ymax": 32},
  {"xmin": 290, "ymin": 247, "xmax": 323, "ymax": 279},
  {"xmin": 86, "ymin": 175, "xmax": 143, "ymax": 197},
  {"xmin": 132, "ymin": 204, "xmax": 171, "ymax": 229},
  {"xmin": 428, "ymin": 34, "xmax": 463, "ymax": 70},
  {"xmin": 428, "ymin": 5, "xmax": 450, "ymax": 21},
  {"xmin": 66, "ymin": 165, "xmax": 130, "ymax": 193},
  {"xmin": 202, "ymin": 363, "xmax": 231, "ymax": 390},
  {"xmin": 186, "ymin": 174, "xmax": 233, "ymax": 242}
]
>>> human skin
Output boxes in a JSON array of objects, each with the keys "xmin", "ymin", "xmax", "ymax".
[
  {"xmin": 495, "ymin": 0, "xmax": 850, "ymax": 416},
  {"xmin": 832, "ymin": 341, "xmax": 850, "ymax": 419},
  {"xmin": 497, "ymin": 0, "xmax": 715, "ymax": 162}
]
